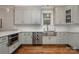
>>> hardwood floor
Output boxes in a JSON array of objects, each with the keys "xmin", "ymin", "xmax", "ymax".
[{"xmin": 15, "ymin": 45, "xmax": 79, "ymax": 54}]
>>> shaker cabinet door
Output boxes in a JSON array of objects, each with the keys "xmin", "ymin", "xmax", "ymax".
[
  {"xmin": 15, "ymin": 6, "xmax": 41, "ymax": 25},
  {"xmin": 19, "ymin": 32, "xmax": 32, "ymax": 44},
  {"xmin": 54, "ymin": 7, "xmax": 65, "ymax": 24},
  {"xmin": 0, "ymin": 42, "xmax": 8, "ymax": 54},
  {"xmin": 42, "ymin": 36, "xmax": 50, "ymax": 44},
  {"xmin": 24, "ymin": 9, "xmax": 32, "ymax": 24},
  {"xmin": 31, "ymin": 7, "xmax": 41, "ymax": 24},
  {"xmin": 65, "ymin": 6, "xmax": 79, "ymax": 24},
  {"xmin": 15, "ymin": 8, "xmax": 24, "ymax": 24}
]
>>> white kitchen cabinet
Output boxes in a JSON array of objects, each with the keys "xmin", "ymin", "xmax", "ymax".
[
  {"xmin": 15, "ymin": 7, "xmax": 24, "ymax": 24},
  {"xmin": 23, "ymin": 8, "xmax": 32, "ymax": 24},
  {"xmin": 65, "ymin": 5, "xmax": 79, "ymax": 24},
  {"xmin": 0, "ymin": 36, "xmax": 8, "ymax": 54},
  {"xmin": 15, "ymin": 6, "xmax": 41, "ymax": 25},
  {"xmin": 19, "ymin": 32, "xmax": 32, "ymax": 44},
  {"xmin": 68, "ymin": 33, "xmax": 79, "ymax": 49},
  {"xmin": 31, "ymin": 7, "xmax": 41, "ymax": 24},
  {"xmin": 60, "ymin": 32, "xmax": 68, "ymax": 44},
  {"xmin": 54, "ymin": 32, "xmax": 64, "ymax": 44},
  {"xmin": 42, "ymin": 32, "xmax": 69, "ymax": 44},
  {"xmin": 0, "ymin": 42, "xmax": 8, "ymax": 54},
  {"xmin": 55, "ymin": 32, "xmax": 68, "ymax": 44},
  {"xmin": 42, "ymin": 36, "xmax": 50, "ymax": 44},
  {"xmin": 63, "ymin": 32, "xmax": 69, "ymax": 44},
  {"xmin": 9, "ymin": 41, "xmax": 20, "ymax": 54},
  {"xmin": 50, "ymin": 36, "xmax": 57, "ymax": 44},
  {"xmin": 54, "ymin": 6, "xmax": 65, "ymax": 24},
  {"xmin": 42, "ymin": 36, "xmax": 56, "ymax": 44},
  {"xmin": 24, "ymin": 7, "xmax": 41, "ymax": 24}
]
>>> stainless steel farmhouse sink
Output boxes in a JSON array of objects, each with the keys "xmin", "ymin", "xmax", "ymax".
[{"xmin": 43, "ymin": 31, "xmax": 57, "ymax": 36}]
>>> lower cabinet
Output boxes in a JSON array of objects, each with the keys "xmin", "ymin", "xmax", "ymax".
[
  {"xmin": 0, "ymin": 36, "xmax": 8, "ymax": 54},
  {"xmin": 9, "ymin": 41, "xmax": 20, "ymax": 54},
  {"xmin": 56, "ymin": 32, "xmax": 68, "ymax": 44},
  {"xmin": 0, "ymin": 42, "xmax": 8, "ymax": 54},
  {"xmin": 69, "ymin": 33, "xmax": 79, "ymax": 49},
  {"xmin": 42, "ymin": 32, "xmax": 68, "ymax": 44},
  {"xmin": 42, "ymin": 36, "xmax": 49, "ymax": 44},
  {"xmin": 42, "ymin": 36, "xmax": 57, "ymax": 44},
  {"xmin": 19, "ymin": 32, "xmax": 32, "ymax": 44}
]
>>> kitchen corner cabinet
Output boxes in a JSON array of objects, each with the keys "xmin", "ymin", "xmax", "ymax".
[
  {"xmin": 15, "ymin": 6, "xmax": 41, "ymax": 25},
  {"xmin": 68, "ymin": 33, "xmax": 79, "ymax": 49},
  {"xmin": 65, "ymin": 6, "xmax": 79, "ymax": 24},
  {"xmin": 54, "ymin": 6, "xmax": 65, "ymax": 24},
  {"xmin": 19, "ymin": 32, "xmax": 32, "ymax": 44}
]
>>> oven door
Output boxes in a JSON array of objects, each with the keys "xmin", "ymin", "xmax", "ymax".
[{"xmin": 8, "ymin": 36, "xmax": 18, "ymax": 46}]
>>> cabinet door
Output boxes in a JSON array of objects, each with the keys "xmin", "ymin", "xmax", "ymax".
[
  {"xmin": 0, "ymin": 42, "xmax": 8, "ymax": 54},
  {"xmin": 25, "ymin": 36, "xmax": 32, "ymax": 44},
  {"xmin": 9, "ymin": 41, "xmax": 20, "ymax": 53},
  {"xmin": 56, "ymin": 32, "xmax": 66, "ymax": 44},
  {"xmin": 15, "ymin": 8, "xmax": 24, "ymax": 24},
  {"xmin": 31, "ymin": 8, "xmax": 41, "ymax": 24},
  {"xmin": 19, "ymin": 32, "xmax": 32, "ymax": 44},
  {"xmin": 24, "ymin": 9, "xmax": 32, "ymax": 24},
  {"xmin": 50, "ymin": 36, "xmax": 57, "ymax": 44},
  {"xmin": 71, "ymin": 6, "xmax": 79, "ymax": 24},
  {"xmin": 54, "ymin": 7, "xmax": 65, "ymax": 24},
  {"xmin": 69, "ymin": 33, "xmax": 79, "ymax": 49},
  {"xmin": 42, "ymin": 36, "xmax": 50, "ymax": 44},
  {"xmin": 65, "ymin": 6, "xmax": 79, "ymax": 24},
  {"xmin": 25, "ymin": 33, "xmax": 32, "ymax": 44}
]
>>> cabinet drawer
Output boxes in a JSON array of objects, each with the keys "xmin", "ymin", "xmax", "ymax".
[
  {"xmin": 9, "ymin": 41, "xmax": 20, "ymax": 53},
  {"xmin": 0, "ymin": 36, "xmax": 8, "ymax": 43},
  {"xmin": 23, "ymin": 32, "xmax": 32, "ymax": 36}
]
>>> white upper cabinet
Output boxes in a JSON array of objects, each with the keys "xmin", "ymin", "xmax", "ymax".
[
  {"xmin": 23, "ymin": 8, "xmax": 32, "ymax": 24},
  {"xmin": 54, "ymin": 5, "xmax": 79, "ymax": 25},
  {"xmin": 31, "ymin": 7, "xmax": 41, "ymax": 24},
  {"xmin": 54, "ymin": 6, "xmax": 65, "ymax": 24},
  {"xmin": 15, "ymin": 7, "xmax": 24, "ymax": 24},
  {"xmin": 65, "ymin": 5, "xmax": 79, "ymax": 24},
  {"xmin": 14, "ymin": 6, "xmax": 41, "ymax": 25}
]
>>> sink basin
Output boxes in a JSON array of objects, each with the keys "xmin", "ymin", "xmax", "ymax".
[{"xmin": 43, "ymin": 31, "xmax": 56, "ymax": 36}]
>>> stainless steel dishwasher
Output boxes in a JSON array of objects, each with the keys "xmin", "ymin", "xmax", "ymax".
[{"xmin": 32, "ymin": 32, "xmax": 42, "ymax": 45}]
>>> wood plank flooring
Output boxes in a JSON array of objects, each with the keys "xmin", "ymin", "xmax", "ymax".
[{"xmin": 15, "ymin": 45, "xmax": 79, "ymax": 54}]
